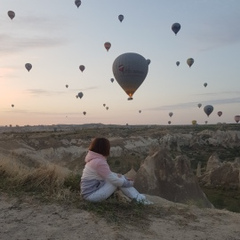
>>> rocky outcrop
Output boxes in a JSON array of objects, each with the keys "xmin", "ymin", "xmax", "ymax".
[
  {"xmin": 198, "ymin": 154, "xmax": 240, "ymax": 189},
  {"xmin": 134, "ymin": 148, "xmax": 213, "ymax": 208},
  {"xmin": 159, "ymin": 130, "xmax": 240, "ymax": 150},
  {"xmin": 1, "ymin": 127, "xmax": 240, "ymax": 190},
  {"xmin": 206, "ymin": 152, "xmax": 222, "ymax": 172}
]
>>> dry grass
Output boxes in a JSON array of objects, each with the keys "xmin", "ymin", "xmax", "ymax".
[
  {"xmin": 0, "ymin": 156, "xmax": 71, "ymax": 199},
  {"xmin": 0, "ymin": 155, "xmax": 156, "ymax": 226}
]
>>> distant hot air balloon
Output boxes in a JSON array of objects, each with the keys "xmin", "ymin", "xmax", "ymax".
[
  {"xmin": 25, "ymin": 63, "xmax": 32, "ymax": 72},
  {"xmin": 168, "ymin": 121, "xmax": 171, "ymax": 125},
  {"xmin": 118, "ymin": 14, "xmax": 124, "ymax": 22},
  {"xmin": 11, "ymin": 104, "xmax": 14, "ymax": 108},
  {"xmin": 110, "ymin": 78, "xmax": 114, "ymax": 83},
  {"xmin": 83, "ymin": 111, "xmax": 86, "ymax": 115},
  {"xmin": 78, "ymin": 92, "xmax": 83, "ymax": 99},
  {"xmin": 103, "ymin": 103, "xmax": 106, "ymax": 107},
  {"xmin": 217, "ymin": 111, "xmax": 222, "ymax": 117},
  {"xmin": 104, "ymin": 42, "xmax": 111, "ymax": 51},
  {"xmin": 79, "ymin": 65, "xmax": 85, "ymax": 72},
  {"xmin": 169, "ymin": 112, "xmax": 173, "ymax": 117},
  {"xmin": 65, "ymin": 84, "xmax": 69, "ymax": 88},
  {"xmin": 139, "ymin": 110, "xmax": 141, "ymax": 113},
  {"xmin": 75, "ymin": 0, "xmax": 81, "ymax": 8},
  {"xmin": 192, "ymin": 120, "xmax": 197, "ymax": 125},
  {"xmin": 205, "ymin": 121, "xmax": 208, "ymax": 124},
  {"xmin": 106, "ymin": 106, "xmax": 109, "ymax": 110},
  {"xmin": 176, "ymin": 61, "xmax": 180, "ymax": 66},
  {"xmin": 204, "ymin": 82, "xmax": 208, "ymax": 87},
  {"xmin": 187, "ymin": 58, "xmax": 194, "ymax": 67},
  {"xmin": 112, "ymin": 52, "xmax": 150, "ymax": 100},
  {"xmin": 204, "ymin": 105, "xmax": 214, "ymax": 117},
  {"xmin": 198, "ymin": 103, "xmax": 202, "ymax": 108},
  {"xmin": 171, "ymin": 23, "xmax": 181, "ymax": 35},
  {"xmin": 8, "ymin": 11, "xmax": 15, "ymax": 20},
  {"xmin": 234, "ymin": 115, "xmax": 240, "ymax": 123}
]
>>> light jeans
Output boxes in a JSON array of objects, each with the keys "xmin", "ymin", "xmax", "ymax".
[{"xmin": 85, "ymin": 178, "xmax": 146, "ymax": 203}]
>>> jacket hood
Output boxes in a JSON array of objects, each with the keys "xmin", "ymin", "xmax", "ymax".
[{"xmin": 85, "ymin": 150, "xmax": 106, "ymax": 163}]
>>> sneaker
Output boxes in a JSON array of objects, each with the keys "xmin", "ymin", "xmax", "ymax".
[
  {"xmin": 136, "ymin": 198, "xmax": 153, "ymax": 205},
  {"xmin": 142, "ymin": 199, "xmax": 154, "ymax": 205}
]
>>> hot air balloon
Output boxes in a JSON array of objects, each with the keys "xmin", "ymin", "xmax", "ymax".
[
  {"xmin": 78, "ymin": 92, "xmax": 83, "ymax": 99},
  {"xmin": 176, "ymin": 61, "xmax": 180, "ymax": 66},
  {"xmin": 187, "ymin": 58, "xmax": 194, "ymax": 67},
  {"xmin": 76, "ymin": 95, "xmax": 78, "ymax": 98},
  {"xmin": 192, "ymin": 120, "xmax": 197, "ymax": 125},
  {"xmin": 25, "ymin": 63, "xmax": 32, "ymax": 72},
  {"xmin": 118, "ymin": 14, "xmax": 124, "ymax": 22},
  {"xmin": 234, "ymin": 115, "xmax": 240, "ymax": 123},
  {"xmin": 204, "ymin": 105, "xmax": 214, "ymax": 117},
  {"xmin": 171, "ymin": 23, "xmax": 181, "ymax": 35},
  {"xmin": 8, "ymin": 11, "xmax": 15, "ymax": 20},
  {"xmin": 217, "ymin": 111, "xmax": 222, "ymax": 117},
  {"xmin": 205, "ymin": 121, "xmax": 208, "ymax": 124},
  {"xmin": 112, "ymin": 52, "xmax": 150, "ymax": 100},
  {"xmin": 139, "ymin": 110, "xmax": 141, "ymax": 113},
  {"xmin": 106, "ymin": 107, "xmax": 109, "ymax": 110},
  {"xmin": 169, "ymin": 112, "xmax": 173, "ymax": 117},
  {"xmin": 11, "ymin": 104, "xmax": 14, "ymax": 108},
  {"xmin": 198, "ymin": 103, "xmax": 202, "ymax": 108},
  {"xmin": 110, "ymin": 78, "xmax": 114, "ymax": 83},
  {"xmin": 79, "ymin": 65, "xmax": 85, "ymax": 72},
  {"xmin": 168, "ymin": 121, "xmax": 171, "ymax": 125},
  {"xmin": 103, "ymin": 103, "xmax": 106, "ymax": 107},
  {"xmin": 204, "ymin": 82, "xmax": 207, "ymax": 87},
  {"xmin": 75, "ymin": 0, "xmax": 81, "ymax": 8},
  {"xmin": 83, "ymin": 111, "xmax": 86, "ymax": 115},
  {"xmin": 104, "ymin": 42, "xmax": 111, "ymax": 51},
  {"xmin": 65, "ymin": 84, "xmax": 69, "ymax": 88}
]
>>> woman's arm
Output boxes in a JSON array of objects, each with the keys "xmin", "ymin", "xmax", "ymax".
[
  {"xmin": 106, "ymin": 172, "xmax": 133, "ymax": 187},
  {"xmin": 97, "ymin": 161, "xmax": 133, "ymax": 187}
]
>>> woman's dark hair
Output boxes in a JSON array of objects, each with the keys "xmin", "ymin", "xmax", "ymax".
[{"xmin": 88, "ymin": 137, "xmax": 110, "ymax": 156}]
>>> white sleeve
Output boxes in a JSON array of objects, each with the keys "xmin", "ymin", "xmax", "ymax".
[{"xmin": 105, "ymin": 172, "xmax": 125, "ymax": 187}]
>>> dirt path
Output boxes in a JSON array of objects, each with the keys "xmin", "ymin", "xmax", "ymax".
[{"xmin": 1, "ymin": 194, "xmax": 240, "ymax": 240}]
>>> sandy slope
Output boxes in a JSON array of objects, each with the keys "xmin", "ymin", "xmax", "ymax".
[{"xmin": 1, "ymin": 194, "xmax": 240, "ymax": 240}]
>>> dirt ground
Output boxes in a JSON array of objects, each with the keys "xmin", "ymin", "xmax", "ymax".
[{"xmin": 1, "ymin": 194, "xmax": 240, "ymax": 240}]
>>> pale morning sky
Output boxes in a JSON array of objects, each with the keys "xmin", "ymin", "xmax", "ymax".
[{"xmin": 1, "ymin": 0, "xmax": 240, "ymax": 126}]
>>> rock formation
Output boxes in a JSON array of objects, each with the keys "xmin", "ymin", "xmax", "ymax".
[
  {"xmin": 133, "ymin": 148, "xmax": 213, "ymax": 208},
  {"xmin": 0, "ymin": 126, "xmax": 240, "ymax": 192},
  {"xmin": 198, "ymin": 154, "xmax": 240, "ymax": 190}
]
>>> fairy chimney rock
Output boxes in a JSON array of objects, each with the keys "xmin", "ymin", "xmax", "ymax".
[
  {"xmin": 206, "ymin": 153, "xmax": 221, "ymax": 172},
  {"xmin": 134, "ymin": 148, "xmax": 213, "ymax": 208}
]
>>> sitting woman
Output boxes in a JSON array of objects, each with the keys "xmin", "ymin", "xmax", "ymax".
[{"xmin": 80, "ymin": 137, "xmax": 152, "ymax": 204}]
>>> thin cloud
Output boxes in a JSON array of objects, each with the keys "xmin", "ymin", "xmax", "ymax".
[
  {"xmin": 3, "ymin": 109, "xmax": 86, "ymax": 116},
  {"xmin": 0, "ymin": 14, "xmax": 69, "ymax": 54},
  {"xmin": 4, "ymin": 109, "xmax": 29, "ymax": 114},
  {"xmin": 26, "ymin": 89, "xmax": 66, "ymax": 96},
  {"xmin": 68, "ymin": 86, "xmax": 100, "ymax": 92},
  {"xmin": 0, "ymin": 35, "xmax": 67, "ymax": 54},
  {"xmin": 146, "ymin": 97, "xmax": 240, "ymax": 111},
  {"xmin": 186, "ymin": 3, "xmax": 240, "ymax": 52},
  {"xmin": 26, "ymin": 86, "xmax": 99, "ymax": 96},
  {"xmin": 193, "ymin": 91, "xmax": 240, "ymax": 97}
]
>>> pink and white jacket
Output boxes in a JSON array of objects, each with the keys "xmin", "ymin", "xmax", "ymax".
[{"xmin": 80, "ymin": 150, "xmax": 132, "ymax": 198}]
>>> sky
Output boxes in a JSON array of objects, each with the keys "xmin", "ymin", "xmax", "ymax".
[{"xmin": 1, "ymin": 0, "xmax": 240, "ymax": 126}]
